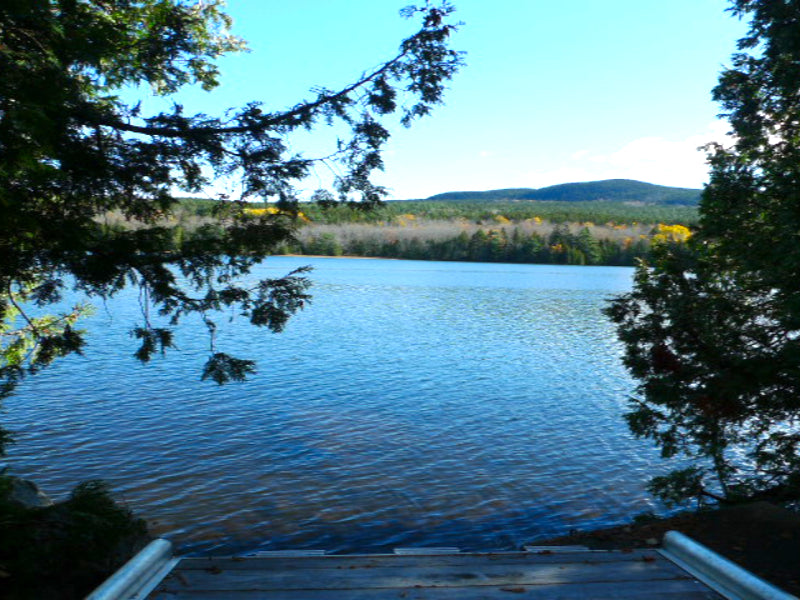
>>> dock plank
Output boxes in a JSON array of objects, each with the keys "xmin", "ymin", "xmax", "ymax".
[
  {"xmin": 175, "ymin": 550, "xmax": 658, "ymax": 571},
  {"xmin": 156, "ymin": 559, "xmax": 692, "ymax": 591},
  {"xmin": 148, "ymin": 578, "xmax": 719, "ymax": 599},
  {"xmin": 148, "ymin": 550, "xmax": 722, "ymax": 600}
]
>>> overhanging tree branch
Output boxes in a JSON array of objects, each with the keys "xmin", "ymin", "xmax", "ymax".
[
  {"xmin": 0, "ymin": 0, "xmax": 463, "ymax": 457},
  {"xmin": 95, "ymin": 48, "xmax": 412, "ymax": 138}
]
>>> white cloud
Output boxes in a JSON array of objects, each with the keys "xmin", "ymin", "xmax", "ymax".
[{"xmin": 524, "ymin": 121, "xmax": 731, "ymax": 190}]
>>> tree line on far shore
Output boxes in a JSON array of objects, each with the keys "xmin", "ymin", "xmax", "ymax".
[
  {"xmin": 283, "ymin": 222, "xmax": 657, "ymax": 266},
  {"xmin": 155, "ymin": 199, "xmax": 696, "ymax": 266}
]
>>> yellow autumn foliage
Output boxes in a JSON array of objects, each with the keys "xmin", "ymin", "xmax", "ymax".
[
  {"xmin": 652, "ymin": 223, "xmax": 692, "ymax": 244},
  {"xmin": 244, "ymin": 207, "xmax": 278, "ymax": 216},
  {"xmin": 395, "ymin": 213, "xmax": 418, "ymax": 227},
  {"xmin": 244, "ymin": 206, "xmax": 309, "ymax": 222}
]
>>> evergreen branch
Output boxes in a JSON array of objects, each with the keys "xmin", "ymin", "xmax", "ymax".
[{"xmin": 94, "ymin": 45, "xmax": 413, "ymax": 138}]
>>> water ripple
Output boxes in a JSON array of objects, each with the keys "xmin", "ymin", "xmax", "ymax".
[{"xmin": 2, "ymin": 258, "xmax": 666, "ymax": 555}]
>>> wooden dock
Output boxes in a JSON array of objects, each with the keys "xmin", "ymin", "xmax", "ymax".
[{"xmin": 144, "ymin": 548, "xmax": 722, "ymax": 599}]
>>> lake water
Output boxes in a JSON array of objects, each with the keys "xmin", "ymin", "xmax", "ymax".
[{"xmin": 2, "ymin": 257, "xmax": 666, "ymax": 555}]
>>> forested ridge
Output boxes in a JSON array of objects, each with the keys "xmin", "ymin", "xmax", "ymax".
[
  {"xmin": 426, "ymin": 178, "xmax": 701, "ymax": 205},
  {"xmin": 157, "ymin": 194, "xmax": 697, "ymax": 266}
]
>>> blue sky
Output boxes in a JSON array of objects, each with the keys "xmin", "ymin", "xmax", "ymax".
[{"xmin": 169, "ymin": 1, "xmax": 746, "ymax": 199}]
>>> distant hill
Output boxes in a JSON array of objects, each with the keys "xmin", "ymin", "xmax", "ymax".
[{"xmin": 426, "ymin": 179, "xmax": 701, "ymax": 206}]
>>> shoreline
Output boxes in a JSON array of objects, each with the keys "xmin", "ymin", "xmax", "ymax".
[
  {"xmin": 275, "ymin": 253, "xmax": 633, "ymax": 268},
  {"xmin": 279, "ymin": 253, "xmax": 399, "ymax": 260}
]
